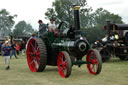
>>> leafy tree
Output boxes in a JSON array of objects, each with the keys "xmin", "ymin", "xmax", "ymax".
[
  {"xmin": 0, "ymin": 9, "xmax": 17, "ymax": 36},
  {"xmin": 45, "ymin": 0, "xmax": 92, "ymax": 26},
  {"xmin": 45, "ymin": 8, "xmax": 57, "ymax": 20},
  {"xmin": 90, "ymin": 8, "xmax": 123, "ymax": 27},
  {"xmin": 45, "ymin": 0, "xmax": 123, "ymax": 43},
  {"xmin": 83, "ymin": 8, "xmax": 123, "ymax": 43},
  {"xmin": 13, "ymin": 21, "xmax": 34, "ymax": 37}
]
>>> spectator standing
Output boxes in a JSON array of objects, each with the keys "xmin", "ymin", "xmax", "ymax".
[
  {"xmin": 5, "ymin": 36, "xmax": 11, "ymax": 46},
  {"xmin": 1, "ymin": 42, "xmax": 5, "ymax": 56},
  {"xmin": 16, "ymin": 42, "xmax": 20, "ymax": 55},
  {"xmin": 10, "ymin": 40, "xmax": 18, "ymax": 59},
  {"xmin": 2, "ymin": 41, "xmax": 11, "ymax": 70},
  {"xmin": 20, "ymin": 41, "xmax": 26, "ymax": 58}
]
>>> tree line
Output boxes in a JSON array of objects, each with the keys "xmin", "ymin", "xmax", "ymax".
[
  {"xmin": 0, "ymin": 0, "xmax": 124, "ymax": 43},
  {"xmin": 45, "ymin": 0, "xmax": 123, "ymax": 43},
  {"xmin": 0, "ymin": 9, "xmax": 34, "ymax": 38}
]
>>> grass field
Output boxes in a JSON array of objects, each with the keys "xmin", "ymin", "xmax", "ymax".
[{"xmin": 0, "ymin": 55, "xmax": 128, "ymax": 85}]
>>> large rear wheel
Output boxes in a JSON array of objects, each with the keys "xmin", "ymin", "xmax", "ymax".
[
  {"xmin": 86, "ymin": 49, "xmax": 102, "ymax": 75},
  {"xmin": 27, "ymin": 38, "xmax": 47, "ymax": 72},
  {"xmin": 57, "ymin": 51, "xmax": 72, "ymax": 78}
]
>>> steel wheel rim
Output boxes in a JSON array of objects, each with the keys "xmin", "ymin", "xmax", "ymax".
[
  {"xmin": 57, "ymin": 52, "xmax": 68, "ymax": 78},
  {"xmin": 87, "ymin": 50, "xmax": 98, "ymax": 74},
  {"xmin": 27, "ymin": 38, "xmax": 40, "ymax": 72}
]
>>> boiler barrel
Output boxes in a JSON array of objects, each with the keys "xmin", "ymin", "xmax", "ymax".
[{"xmin": 53, "ymin": 39, "xmax": 89, "ymax": 58}]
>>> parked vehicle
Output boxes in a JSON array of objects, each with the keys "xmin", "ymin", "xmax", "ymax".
[{"xmin": 93, "ymin": 21, "xmax": 128, "ymax": 62}]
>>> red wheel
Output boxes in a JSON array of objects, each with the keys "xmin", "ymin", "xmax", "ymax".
[
  {"xmin": 86, "ymin": 49, "xmax": 102, "ymax": 75},
  {"xmin": 27, "ymin": 38, "xmax": 47, "ymax": 72},
  {"xmin": 57, "ymin": 51, "xmax": 72, "ymax": 78}
]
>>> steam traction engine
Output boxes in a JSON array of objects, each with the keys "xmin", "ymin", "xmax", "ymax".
[
  {"xmin": 99, "ymin": 21, "xmax": 128, "ymax": 62},
  {"xmin": 26, "ymin": 4, "xmax": 102, "ymax": 78}
]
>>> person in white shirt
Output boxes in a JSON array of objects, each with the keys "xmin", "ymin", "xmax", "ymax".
[
  {"xmin": 102, "ymin": 35, "xmax": 109, "ymax": 42},
  {"xmin": 48, "ymin": 19, "xmax": 56, "ymax": 32}
]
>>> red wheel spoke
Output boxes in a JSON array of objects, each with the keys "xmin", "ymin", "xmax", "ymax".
[
  {"xmin": 37, "ymin": 60, "xmax": 40, "ymax": 65},
  {"xmin": 29, "ymin": 47, "xmax": 39, "ymax": 70},
  {"xmin": 36, "ymin": 53, "xmax": 40, "ymax": 56},
  {"xmin": 29, "ymin": 52, "xmax": 34, "ymax": 55},
  {"xmin": 34, "ymin": 65, "xmax": 37, "ymax": 71},
  {"xmin": 94, "ymin": 59, "xmax": 98, "ymax": 64},
  {"xmin": 30, "ymin": 43, "xmax": 36, "ymax": 51},
  {"xmin": 61, "ymin": 55, "xmax": 64, "ymax": 62},
  {"xmin": 94, "ymin": 64, "xmax": 98, "ymax": 72},
  {"xmin": 30, "ymin": 60, "xmax": 35, "ymax": 65},
  {"xmin": 37, "ymin": 47, "xmax": 39, "ymax": 52},
  {"xmin": 91, "ymin": 64, "xmax": 96, "ymax": 72},
  {"xmin": 35, "ymin": 42, "xmax": 38, "ymax": 50},
  {"xmin": 36, "ymin": 57, "xmax": 40, "ymax": 61},
  {"xmin": 59, "ymin": 67, "xmax": 63, "ymax": 72},
  {"xmin": 59, "ymin": 66, "xmax": 67, "ymax": 77},
  {"xmin": 57, "ymin": 51, "xmax": 71, "ymax": 78},
  {"xmin": 63, "ymin": 67, "xmax": 67, "ymax": 75},
  {"xmin": 62, "ymin": 60, "xmax": 67, "ymax": 67},
  {"xmin": 36, "ymin": 58, "xmax": 40, "ymax": 65},
  {"xmin": 59, "ymin": 56, "xmax": 63, "ymax": 64},
  {"xmin": 87, "ymin": 50, "xmax": 100, "ymax": 74},
  {"xmin": 29, "ymin": 52, "xmax": 35, "ymax": 57},
  {"xmin": 33, "ymin": 60, "xmax": 39, "ymax": 69},
  {"xmin": 62, "ymin": 62, "xmax": 67, "ymax": 67},
  {"xmin": 59, "ymin": 57, "xmax": 62, "ymax": 62}
]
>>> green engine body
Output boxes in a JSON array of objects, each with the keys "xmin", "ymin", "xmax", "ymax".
[{"xmin": 39, "ymin": 23, "xmax": 90, "ymax": 66}]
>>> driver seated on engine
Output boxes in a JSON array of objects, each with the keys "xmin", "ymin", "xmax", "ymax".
[
  {"xmin": 47, "ymin": 19, "xmax": 56, "ymax": 32},
  {"xmin": 47, "ymin": 19, "xmax": 59, "ymax": 37},
  {"xmin": 38, "ymin": 20, "xmax": 47, "ymax": 35}
]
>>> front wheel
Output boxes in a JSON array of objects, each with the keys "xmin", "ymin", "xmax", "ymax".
[
  {"xmin": 57, "ymin": 51, "xmax": 72, "ymax": 78},
  {"xmin": 86, "ymin": 49, "xmax": 102, "ymax": 75}
]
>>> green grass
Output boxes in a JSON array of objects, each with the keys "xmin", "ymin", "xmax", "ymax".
[{"xmin": 0, "ymin": 55, "xmax": 128, "ymax": 85}]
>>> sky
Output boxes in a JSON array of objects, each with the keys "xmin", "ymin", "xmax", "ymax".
[
  {"xmin": 87, "ymin": 0, "xmax": 128, "ymax": 24},
  {"xmin": 0, "ymin": 0, "xmax": 128, "ymax": 30}
]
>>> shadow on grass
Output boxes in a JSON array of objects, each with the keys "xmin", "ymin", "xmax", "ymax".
[
  {"xmin": 45, "ymin": 67, "xmax": 58, "ymax": 72},
  {"xmin": 43, "ymin": 66, "xmax": 93, "ymax": 78}
]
